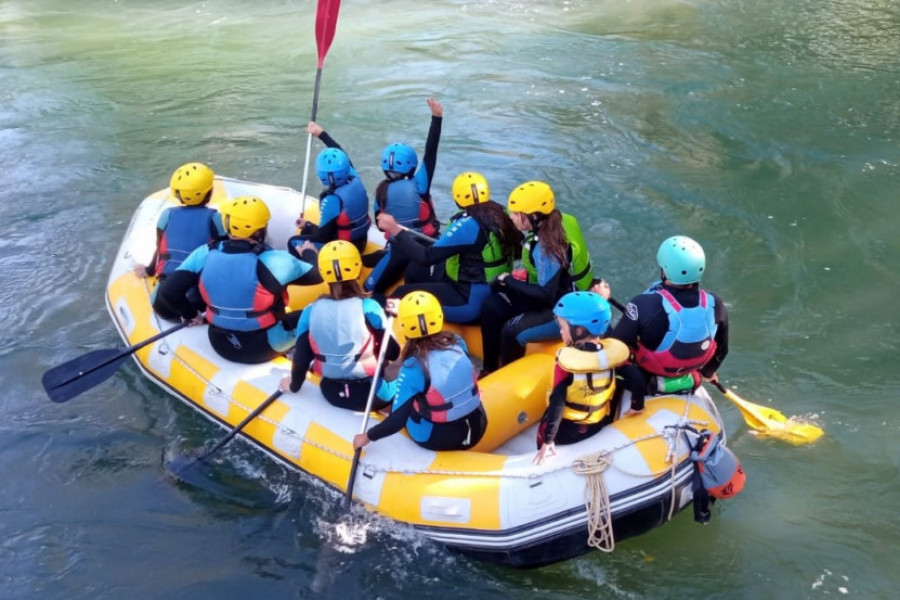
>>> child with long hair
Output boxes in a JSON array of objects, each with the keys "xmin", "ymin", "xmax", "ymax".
[{"xmin": 353, "ymin": 291, "xmax": 487, "ymax": 451}]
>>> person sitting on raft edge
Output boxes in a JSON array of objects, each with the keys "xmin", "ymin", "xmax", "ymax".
[
  {"xmin": 155, "ymin": 196, "xmax": 322, "ymax": 364},
  {"xmin": 278, "ymin": 240, "xmax": 397, "ymax": 411},
  {"xmin": 534, "ymin": 291, "xmax": 645, "ymax": 465},
  {"xmin": 353, "ymin": 291, "xmax": 487, "ymax": 452}
]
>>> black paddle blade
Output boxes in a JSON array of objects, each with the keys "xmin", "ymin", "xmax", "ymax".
[
  {"xmin": 164, "ymin": 451, "xmax": 281, "ymax": 509},
  {"xmin": 165, "ymin": 451, "xmax": 206, "ymax": 479},
  {"xmin": 42, "ymin": 348, "xmax": 130, "ymax": 403}
]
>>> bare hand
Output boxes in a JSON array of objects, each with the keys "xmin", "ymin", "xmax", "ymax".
[
  {"xmin": 376, "ymin": 212, "xmax": 401, "ymax": 236},
  {"xmin": 296, "ymin": 215, "xmax": 307, "ymax": 228},
  {"xmin": 352, "ymin": 433, "xmax": 370, "ymax": 450},
  {"xmin": 427, "ymin": 97, "xmax": 443, "ymax": 117},
  {"xmin": 133, "ymin": 264, "xmax": 148, "ymax": 278},
  {"xmin": 385, "ymin": 298, "xmax": 400, "ymax": 317},
  {"xmin": 701, "ymin": 372, "xmax": 719, "ymax": 385},
  {"xmin": 307, "ymin": 121, "xmax": 324, "ymax": 137},
  {"xmin": 591, "ymin": 278, "xmax": 611, "ymax": 300},
  {"xmin": 279, "ymin": 375, "xmax": 293, "ymax": 393},
  {"xmin": 187, "ymin": 312, "xmax": 206, "ymax": 327},
  {"xmin": 533, "ymin": 442, "xmax": 556, "ymax": 465}
]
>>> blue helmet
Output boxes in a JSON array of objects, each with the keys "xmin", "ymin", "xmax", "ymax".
[
  {"xmin": 316, "ymin": 148, "xmax": 351, "ymax": 187},
  {"xmin": 381, "ymin": 143, "xmax": 418, "ymax": 176},
  {"xmin": 657, "ymin": 235, "xmax": 706, "ymax": 284},
  {"xmin": 553, "ymin": 291, "xmax": 611, "ymax": 336}
]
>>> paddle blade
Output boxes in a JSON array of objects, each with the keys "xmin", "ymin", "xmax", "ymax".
[
  {"xmin": 756, "ymin": 420, "xmax": 825, "ymax": 446},
  {"xmin": 724, "ymin": 388, "xmax": 824, "ymax": 445},
  {"xmin": 42, "ymin": 348, "xmax": 130, "ymax": 403},
  {"xmin": 315, "ymin": 0, "xmax": 341, "ymax": 68}
]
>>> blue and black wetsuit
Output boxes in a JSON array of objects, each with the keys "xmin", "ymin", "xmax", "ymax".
[
  {"xmin": 365, "ymin": 114, "xmax": 442, "ymax": 293},
  {"xmin": 288, "ymin": 296, "xmax": 397, "ymax": 411},
  {"xmin": 389, "ymin": 210, "xmax": 509, "ymax": 324},
  {"xmin": 365, "ymin": 338, "xmax": 486, "ymax": 451},
  {"xmin": 291, "ymin": 131, "xmax": 371, "ymax": 254},
  {"xmin": 155, "ymin": 239, "xmax": 321, "ymax": 364},
  {"xmin": 480, "ymin": 237, "xmax": 573, "ymax": 372}
]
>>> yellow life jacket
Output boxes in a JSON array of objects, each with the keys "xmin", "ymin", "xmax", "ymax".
[{"xmin": 554, "ymin": 338, "xmax": 630, "ymax": 425}]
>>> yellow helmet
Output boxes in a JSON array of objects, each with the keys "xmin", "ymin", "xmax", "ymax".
[
  {"xmin": 221, "ymin": 196, "xmax": 271, "ymax": 238},
  {"xmin": 170, "ymin": 162, "xmax": 214, "ymax": 206},
  {"xmin": 396, "ymin": 291, "xmax": 444, "ymax": 339},
  {"xmin": 318, "ymin": 240, "xmax": 362, "ymax": 283},
  {"xmin": 451, "ymin": 172, "xmax": 490, "ymax": 208},
  {"xmin": 507, "ymin": 180, "xmax": 555, "ymax": 215}
]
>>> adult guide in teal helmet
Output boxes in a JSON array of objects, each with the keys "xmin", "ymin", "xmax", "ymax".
[
  {"xmin": 364, "ymin": 98, "xmax": 444, "ymax": 294},
  {"xmin": 610, "ymin": 235, "xmax": 729, "ymax": 403},
  {"xmin": 291, "ymin": 121, "xmax": 372, "ymax": 254}
]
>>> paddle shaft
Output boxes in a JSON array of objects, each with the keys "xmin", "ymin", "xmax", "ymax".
[
  {"xmin": 344, "ymin": 317, "xmax": 394, "ymax": 509},
  {"xmin": 202, "ymin": 390, "xmax": 284, "ymax": 461},
  {"xmin": 299, "ymin": 67, "xmax": 323, "ymax": 213}
]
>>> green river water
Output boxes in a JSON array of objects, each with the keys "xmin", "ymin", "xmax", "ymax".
[{"xmin": 1, "ymin": 1, "xmax": 898, "ymax": 598}]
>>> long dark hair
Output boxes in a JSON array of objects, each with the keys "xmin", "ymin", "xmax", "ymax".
[
  {"xmin": 468, "ymin": 201, "xmax": 523, "ymax": 260},
  {"xmin": 400, "ymin": 331, "xmax": 458, "ymax": 364},
  {"xmin": 374, "ymin": 173, "xmax": 407, "ymax": 213},
  {"xmin": 326, "ymin": 280, "xmax": 367, "ymax": 301},
  {"xmin": 534, "ymin": 209, "xmax": 569, "ymax": 268}
]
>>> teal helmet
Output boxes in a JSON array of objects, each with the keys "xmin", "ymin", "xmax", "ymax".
[
  {"xmin": 657, "ymin": 235, "xmax": 706, "ymax": 284},
  {"xmin": 553, "ymin": 291, "xmax": 611, "ymax": 336}
]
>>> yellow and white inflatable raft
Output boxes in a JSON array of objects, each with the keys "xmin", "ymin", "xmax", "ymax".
[{"xmin": 106, "ymin": 176, "xmax": 727, "ymax": 568}]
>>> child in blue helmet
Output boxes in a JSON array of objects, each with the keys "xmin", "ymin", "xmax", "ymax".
[
  {"xmin": 290, "ymin": 122, "xmax": 372, "ymax": 255},
  {"xmin": 534, "ymin": 292, "xmax": 645, "ymax": 465},
  {"xmin": 364, "ymin": 98, "xmax": 443, "ymax": 293}
]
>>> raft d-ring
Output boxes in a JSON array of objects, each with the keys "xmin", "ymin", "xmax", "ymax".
[
  {"xmin": 363, "ymin": 464, "xmax": 376, "ymax": 480},
  {"xmin": 517, "ymin": 411, "xmax": 528, "ymax": 424},
  {"xmin": 528, "ymin": 473, "xmax": 543, "ymax": 488}
]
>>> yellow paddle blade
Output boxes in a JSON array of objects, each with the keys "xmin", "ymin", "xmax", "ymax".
[{"xmin": 721, "ymin": 387, "xmax": 824, "ymax": 446}]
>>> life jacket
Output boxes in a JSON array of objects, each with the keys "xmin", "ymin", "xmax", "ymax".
[
  {"xmin": 554, "ymin": 338, "xmax": 629, "ymax": 425},
  {"xmin": 377, "ymin": 178, "xmax": 439, "ymax": 236},
  {"xmin": 307, "ymin": 298, "xmax": 377, "ymax": 380},
  {"xmin": 444, "ymin": 212, "xmax": 512, "ymax": 284},
  {"xmin": 411, "ymin": 345, "xmax": 481, "ymax": 424},
  {"xmin": 634, "ymin": 286, "xmax": 718, "ymax": 376},
  {"xmin": 199, "ymin": 244, "xmax": 281, "ymax": 332},
  {"xmin": 522, "ymin": 212, "xmax": 592, "ymax": 290},
  {"xmin": 158, "ymin": 206, "xmax": 219, "ymax": 276},
  {"xmin": 328, "ymin": 177, "xmax": 371, "ymax": 243}
]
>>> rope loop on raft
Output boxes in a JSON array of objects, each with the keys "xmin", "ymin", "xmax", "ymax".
[{"xmin": 572, "ymin": 450, "xmax": 615, "ymax": 552}]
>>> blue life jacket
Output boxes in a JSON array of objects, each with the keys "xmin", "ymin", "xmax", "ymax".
[
  {"xmin": 159, "ymin": 206, "xmax": 219, "ymax": 276},
  {"xmin": 199, "ymin": 246, "xmax": 278, "ymax": 332},
  {"xmin": 331, "ymin": 177, "xmax": 371, "ymax": 243},
  {"xmin": 307, "ymin": 298, "xmax": 376, "ymax": 380},
  {"xmin": 635, "ymin": 285, "xmax": 718, "ymax": 376},
  {"xmin": 411, "ymin": 345, "xmax": 481, "ymax": 424},
  {"xmin": 379, "ymin": 178, "xmax": 433, "ymax": 231}
]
